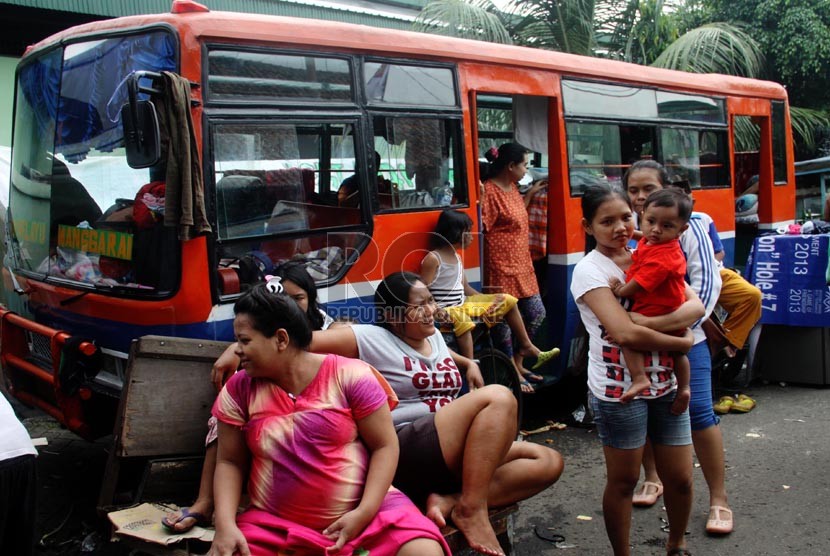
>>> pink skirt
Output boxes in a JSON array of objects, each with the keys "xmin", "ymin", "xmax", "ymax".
[{"xmin": 237, "ymin": 490, "xmax": 450, "ymax": 556}]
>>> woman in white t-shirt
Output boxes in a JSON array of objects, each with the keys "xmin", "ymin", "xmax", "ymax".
[
  {"xmin": 308, "ymin": 272, "xmax": 563, "ymax": 556},
  {"xmin": 570, "ymin": 185, "xmax": 703, "ymax": 556}
]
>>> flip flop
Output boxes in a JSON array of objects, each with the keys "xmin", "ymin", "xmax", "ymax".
[
  {"xmin": 519, "ymin": 379, "xmax": 536, "ymax": 394},
  {"xmin": 706, "ymin": 505, "xmax": 733, "ymax": 535},
  {"xmin": 667, "ymin": 549, "xmax": 693, "ymax": 556},
  {"xmin": 531, "ymin": 347, "xmax": 560, "ymax": 371},
  {"xmin": 730, "ymin": 394, "xmax": 756, "ymax": 413},
  {"xmin": 161, "ymin": 507, "xmax": 210, "ymax": 533},
  {"xmin": 713, "ymin": 396, "xmax": 735, "ymax": 415},
  {"xmin": 632, "ymin": 480, "xmax": 663, "ymax": 507},
  {"xmin": 521, "ymin": 371, "xmax": 545, "ymax": 383}
]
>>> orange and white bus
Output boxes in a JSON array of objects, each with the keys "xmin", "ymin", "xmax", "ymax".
[{"xmin": 1, "ymin": 0, "xmax": 795, "ymax": 437}]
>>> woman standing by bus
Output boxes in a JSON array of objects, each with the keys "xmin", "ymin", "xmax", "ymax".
[
  {"xmin": 481, "ymin": 143, "xmax": 555, "ymax": 390},
  {"xmin": 624, "ymin": 161, "xmax": 733, "ymax": 535},
  {"xmin": 571, "ymin": 184, "xmax": 702, "ymax": 556}
]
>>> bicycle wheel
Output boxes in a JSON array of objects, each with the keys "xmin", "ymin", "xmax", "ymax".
[{"xmin": 475, "ymin": 347, "xmax": 523, "ymax": 427}]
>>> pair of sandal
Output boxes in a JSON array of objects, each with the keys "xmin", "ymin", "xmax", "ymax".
[
  {"xmin": 633, "ymin": 481, "xmax": 733, "ymax": 536},
  {"xmin": 714, "ymin": 394, "xmax": 756, "ymax": 415}
]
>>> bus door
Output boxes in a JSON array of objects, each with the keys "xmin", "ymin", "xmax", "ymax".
[
  {"xmin": 728, "ymin": 98, "xmax": 794, "ymax": 269},
  {"xmin": 463, "ymin": 64, "xmax": 573, "ymax": 378}
]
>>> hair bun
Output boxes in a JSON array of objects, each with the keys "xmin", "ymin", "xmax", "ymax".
[{"xmin": 485, "ymin": 146, "xmax": 499, "ymax": 162}]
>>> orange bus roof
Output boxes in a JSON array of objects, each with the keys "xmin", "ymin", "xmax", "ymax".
[{"xmin": 24, "ymin": 9, "xmax": 788, "ymax": 101}]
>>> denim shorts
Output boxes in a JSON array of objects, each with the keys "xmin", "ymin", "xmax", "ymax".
[{"xmin": 588, "ymin": 391, "xmax": 692, "ymax": 450}]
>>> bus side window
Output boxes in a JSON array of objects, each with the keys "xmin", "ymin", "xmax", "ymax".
[{"xmin": 373, "ymin": 116, "xmax": 465, "ymax": 210}]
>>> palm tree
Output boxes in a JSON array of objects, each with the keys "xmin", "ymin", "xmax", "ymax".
[
  {"xmin": 653, "ymin": 23, "xmax": 828, "ymax": 152},
  {"xmin": 412, "ymin": 0, "xmax": 512, "ymax": 44},
  {"xmin": 412, "ymin": 0, "xmax": 827, "ymax": 154}
]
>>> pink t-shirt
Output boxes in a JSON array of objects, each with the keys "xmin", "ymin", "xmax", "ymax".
[{"xmin": 213, "ymin": 354, "xmax": 396, "ymax": 530}]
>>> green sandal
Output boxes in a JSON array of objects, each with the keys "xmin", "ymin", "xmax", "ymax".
[{"xmin": 531, "ymin": 347, "xmax": 560, "ymax": 370}]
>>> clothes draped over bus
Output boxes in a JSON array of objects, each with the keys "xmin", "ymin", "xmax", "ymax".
[
  {"xmin": 481, "ymin": 180, "xmax": 539, "ymax": 298},
  {"xmin": 158, "ymin": 71, "xmax": 211, "ymax": 241},
  {"xmin": 526, "ymin": 188, "xmax": 548, "ymax": 262}
]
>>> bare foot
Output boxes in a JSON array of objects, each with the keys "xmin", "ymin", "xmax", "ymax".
[
  {"xmin": 450, "ymin": 503, "xmax": 505, "ymax": 556},
  {"xmin": 425, "ymin": 493, "xmax": 457, "ymax": 528},
  {"xmin": 620, "ymin": 375, "xmax": 651, "ymax": 403},
  {"xmin": 517, "ymin": 343, "xmax": 541, "ymax": 358},
  {"xmin": 515, "ymin": 370, "xmax": 536, "ymax": 394},
  {"xmin": 671, "ymin": 387, "xmax": 691, "ymax": 415}
]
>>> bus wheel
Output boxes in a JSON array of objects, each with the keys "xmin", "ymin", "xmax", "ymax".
[{"xmin": 475, "ymin": 347, "xmax": 523, "ymax": 427}]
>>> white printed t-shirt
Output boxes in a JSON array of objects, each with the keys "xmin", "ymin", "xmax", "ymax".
[
  {"xmin": 0, "ymin": 393, "xmax": 37, "ymax": 462},
  {"xmin": 571, "ymin": 250, "xmax": 676, "ymax": 402},
  {"xmin": 352, "ymin": 324, "xmax": 463, "ymax": 430},
  {"xmin": 681, "ymin": 212, "xmax": 723, "ymax": 344}
]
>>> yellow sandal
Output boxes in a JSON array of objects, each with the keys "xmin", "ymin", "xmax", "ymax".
[
  {"xmin": 713, "ymin": 396, "xmax": 735, "ymax": 415},
  {"xmin": 730, "ymin": 394, "xmax": 756, "ymax": 413}
]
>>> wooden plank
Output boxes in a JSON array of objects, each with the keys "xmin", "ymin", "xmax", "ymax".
[
  {"xmin": 137, "ymin": 457, "xmax": 203, "ymax": 505},
  {"xmin": 118, "ymin": 336, "xmax": 229, "ymax": 457}
]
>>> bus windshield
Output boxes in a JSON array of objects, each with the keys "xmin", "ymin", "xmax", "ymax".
[{"xmin": 8, "ymin": 30, "xmax": 178, "ymax": 294}]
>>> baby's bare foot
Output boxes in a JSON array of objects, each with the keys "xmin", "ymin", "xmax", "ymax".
[
  {"xmin": 671, "ymin": 387, "xmax": 691, "ymax": 415},
  {"xmin": 620, "ymin": 375, "xmax": 651, "ymax": 403}
]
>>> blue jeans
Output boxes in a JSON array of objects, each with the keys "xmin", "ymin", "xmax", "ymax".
[{"xmin": 588, "ymin": 391, "xmax": 692, "ymax": 450}]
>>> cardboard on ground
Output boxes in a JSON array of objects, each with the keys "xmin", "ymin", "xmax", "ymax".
[{"xmin": 108, "ymin": 503, "xmax": 214, "ymax": 545}]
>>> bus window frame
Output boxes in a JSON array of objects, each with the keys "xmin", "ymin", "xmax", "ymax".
[
  {"xmin": 657, "ymin": 123, "xmax": 731, "ymax": 191},
  {"xmin": 367, "ymin": 110, "xmax": 468, "ymax": 214},
  {"xmin": 564, "ymin": 116, "xmax": 730, "ymax": 195},
  {"xmin": 8, "ymin": 23, "xmax": 184, "ymax": 300},
  {"xmin": 204, "ymin": 114, "xmax": 374, "ymax": 293},
  {"xmin": 203, "ymin": 43, "xmax": 358, "ymax": 109},
  {"xmin": 771, "ymin": 100, "xmax": 788, "ymax": 186},
  {"xmin": 360, "ymin": 56, "xmax": 461, "ymax": 110}
]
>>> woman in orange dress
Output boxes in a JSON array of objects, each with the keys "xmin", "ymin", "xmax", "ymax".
[{"xmin": 481, "ymin": 143, "xmax": 555, "ymax": 391}]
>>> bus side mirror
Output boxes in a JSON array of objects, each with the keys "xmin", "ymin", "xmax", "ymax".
[
  {"xmin": 122, "ymin": 100, "xmax": 161, "ymax": 169},
  {"xmin": 121, "ymin": 72, "xmax": 161, "ymax": 169}
]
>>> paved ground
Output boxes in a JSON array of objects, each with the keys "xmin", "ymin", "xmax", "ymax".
[
  {"xmin": 514, "ymin": 381, "xmax": 830, "ymax": 555},
  {"xmin": 16, "ymin": 378, "xmax": 830, "ymax": 555}
]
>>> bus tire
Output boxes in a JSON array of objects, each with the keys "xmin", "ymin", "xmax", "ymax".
[{"xmin": 474, "ymin": 347, "xmax": 523, "ymax": 427}]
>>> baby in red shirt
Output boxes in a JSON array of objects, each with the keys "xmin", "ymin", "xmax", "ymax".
[{"xmin": 611, "ymin": 189, "xmax": 693, "ymax": 415}]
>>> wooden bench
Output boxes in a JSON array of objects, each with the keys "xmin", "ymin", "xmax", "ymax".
[{"xmin": 100, "ymin": 334, "xmax": 518, "ymax": 554}]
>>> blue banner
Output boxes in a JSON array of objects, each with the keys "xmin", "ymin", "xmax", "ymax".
[{"xmin": 747, "ymin": 234, "xmax": 830, "ymax": 327}]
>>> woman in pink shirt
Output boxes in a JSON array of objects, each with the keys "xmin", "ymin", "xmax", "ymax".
[{"xmin": 208, "ymin": 281, "xmax": 449, "ymax": 556}]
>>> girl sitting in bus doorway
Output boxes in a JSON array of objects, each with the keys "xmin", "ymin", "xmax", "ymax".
[
  {"xmin": 420, "ymin": 209, "xmax": 559, "ymax": 393},
  {"xmin": 481, "ymin": 143, "xmax": 551, "ymax": 385}
]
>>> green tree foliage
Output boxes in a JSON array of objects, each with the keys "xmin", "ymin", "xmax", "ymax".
[
  {"xmin": 412, "ymin": 0, "xmax": 829, "ymax": 155},
  {"xmin": 700, "ymin": 0, "xmax": 830, "ymax": 109},
  {"xmin": 412, "ymin": 0, "xmax": 512, "ymax": 44},
  {"xmin": 652, "ymin": 23, "xmax": 763, "ymax": 77},
  {"xmin": 506, "ymin": 0, "xmax": 596, "ymax": 55}
]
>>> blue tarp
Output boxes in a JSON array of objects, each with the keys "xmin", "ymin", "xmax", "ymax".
[{"xmin": 747, "ymin": 234, "xmax": 830, "ymax": 327}]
